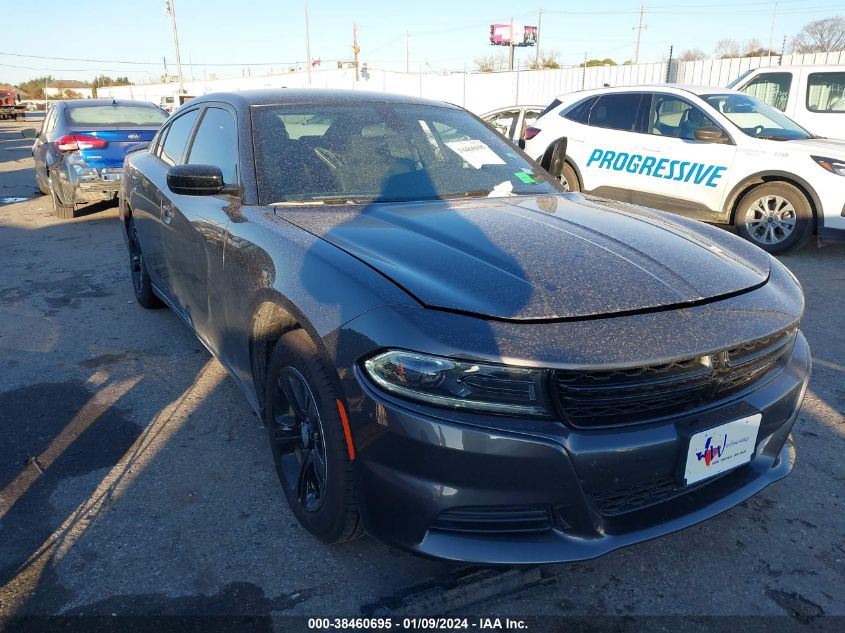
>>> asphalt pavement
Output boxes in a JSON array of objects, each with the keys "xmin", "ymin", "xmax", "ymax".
[{"xmin": 0, "ymin": 118, "xmax": 843, "ymax": 630}]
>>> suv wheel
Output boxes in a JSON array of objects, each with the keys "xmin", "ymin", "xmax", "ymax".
[
  {"xmin": 734, "ymin": 182, "xmax": 812, "ymax": 254},
  {"xmin": 560, "ymin": 163, "xmax": 580, "ymax": 192}
]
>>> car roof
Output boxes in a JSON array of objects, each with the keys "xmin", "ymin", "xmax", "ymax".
[
  {"xmin": 554, "ymin": 84, "xmax": 740, "ymax": 102},
  {"xmin": 748, "ymin": 64, "xmax": 845, "ymax": 71},
  {"xmin": 56, "ymin": 99, "xmax": 162, "ymax": 108},
  {"xmin": 189, "ymin": 89, "xmax": 461, "ymax": 110}
]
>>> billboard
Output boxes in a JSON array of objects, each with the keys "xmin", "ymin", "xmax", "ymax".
[{"xmin": 489, "ymin": 24, "xmax": 538, "ymax": 47}]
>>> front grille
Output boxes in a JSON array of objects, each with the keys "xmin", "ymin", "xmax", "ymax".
[
  {"xmin": 430, "ymin": 505, "xmax": 553, "ymax": 535},
  {"xmin": 591, "ymin": 478, "xmax": 680, "ymax": 515},
  {"xmin": 553, "ymin": 327, "xmax": 796, "ymax": 428}
]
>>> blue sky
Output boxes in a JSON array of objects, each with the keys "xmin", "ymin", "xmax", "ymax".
[{"xmin": 1, "ymin": 0, "xmax": 843, "ymax": 85}]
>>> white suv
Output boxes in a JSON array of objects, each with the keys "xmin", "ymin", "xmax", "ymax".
[{"xmin": 524, "ymin": 85, "xmax": 845, "ymax": 253}]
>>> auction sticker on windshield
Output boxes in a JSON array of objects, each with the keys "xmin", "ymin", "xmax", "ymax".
[
  {"xmin": 445, "ymin": 139, "xmax": 506, "ymax": 169},
  {"xmin": 684, "ymin": 414, "xmax": 761, "ymax": 485}
]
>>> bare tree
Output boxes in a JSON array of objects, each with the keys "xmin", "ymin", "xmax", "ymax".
[
  {"xmin": 679, "ymin": 48, "xmax": 706, "ymax": 61},
  {"xmin": 474, "ymin": 55, "xmax": 507, "ymax": 72},
  {"xmin": 791, "ymin": 16, "xmax": 845, "ymax": 53},
  {"xmin": 714, "ymin": 38, "xmax": 741, "ymax": 58},
  {"xmin": 529, "ymin": 50, "xmax": 561, "ymax": 69}
]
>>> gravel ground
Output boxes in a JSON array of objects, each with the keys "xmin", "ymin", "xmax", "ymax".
[{"xmin": 0, "ymin": 119, "xmax": 843, "ymax": 629}]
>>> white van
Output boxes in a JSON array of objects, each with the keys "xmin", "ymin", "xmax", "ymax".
[{"xmin": 728, "ymin": 65, "xmax": 845, "ymax": 140}]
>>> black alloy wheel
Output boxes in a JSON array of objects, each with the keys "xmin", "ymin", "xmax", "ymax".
[
  {"xmin": 271, "ymin": 365, "xmax": 329, "ymax": 513},
  {"xmin": 128, "ymin": 217, "xmax": 162, "ymax": 309},
  {"xmin": 264, "ymin": 329, "xmax": 362, "ymax": 543}
]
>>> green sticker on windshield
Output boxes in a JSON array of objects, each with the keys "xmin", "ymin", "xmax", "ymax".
[{"xmin": 514, "ymin": 171, "xmax": 537, "ymax": 184}]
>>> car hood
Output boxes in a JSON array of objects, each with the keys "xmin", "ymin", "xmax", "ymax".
[
  {"xmin": 277, "ymin": 194, "xmax": 770, "ymax": 320},
  {"xmin": 783, "ymin": 137, "xmax": 845, "ymax": 157}
]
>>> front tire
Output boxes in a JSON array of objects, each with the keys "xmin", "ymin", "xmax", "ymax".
[
  {"xmin": 264, "ymin": 329, "xmax": 362, "ymax": 543},
  {"xmin": 734, "ymin": 182, "xmax": 812, "ymax": 254}
]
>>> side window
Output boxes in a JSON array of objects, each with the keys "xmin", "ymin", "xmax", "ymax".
[
  {"xmin": 563, "ymin": 97, "xmax": 597, "ymax": 124},
  {"xmin": 588, "ymin": 94, "xmax": 642, "ymax": 132},
  {"xmin": 806, "ymin": 72, "xmax": 845, "ymax": 113},
  {"xmin": 484, "ymin": 110, "xmax": 519, "ymax": 138},
  {"xmin": 648, "ymin": 95, "xmax": 719, "ymax": 140},
  {"xmin": 738, "ymin": 72, "xmax": 792, "ymax": 111},
  {"xmin": 187, "ymin": 107, "xmax": 238, "ymax": 184},
  {"xmin": 158, "ymin": 109, "xmax": 200, "ymax": 166}
]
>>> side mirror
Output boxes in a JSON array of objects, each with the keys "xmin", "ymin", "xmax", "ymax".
[
  {"xmin": 166, "ymin": 164, "xmax": 224, "ymax": 196},
  {"xmin": 540, "ymin": 137, "xmax": 568, "ymax": 180},
  {"xmin": 693, "ymin": 126, "xmax": 729, "ymax": 144},
  {"xmin": 21, "ymin": 128, "xmax": 38, "ymax": 139}
]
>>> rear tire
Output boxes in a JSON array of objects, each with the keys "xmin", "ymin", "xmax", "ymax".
[
  {"xmin": 734, "ymin": 182, "xmax": 812, "ymax": 254},
  {"xmin": 49, "ymin": 176, "xmax": 75, "ymax": 219},
  {"xmin": 560, "ymin": 162, "xmax": 580, "ymax": 193},
  {"xmin": 127, "ymin": 216, "xmax": 162, "ymax": 309},
  {"xmin": 264, "ymin": 329, "xmax": 362, "ymax": 544}
]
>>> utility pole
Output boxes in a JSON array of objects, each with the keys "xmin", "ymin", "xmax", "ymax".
[
  {"xmin": 633, "ymin": 4, "xmax": 647, "ymax": 65},
  {"xmin": 508, "ymin": 16, "xmax": 515, "ymax": 71},
  {"xmin": 535, "ymin": 9, "xmax": 543, "ymax": 69},
  {"xmin": 352, "ymin": 22, "xmax": 360, "ymax": 81},
  {"xmin": 164, "ymin": 0, "xmax": 185, "ymax": 94},
  {"xmin": 406, "ymin": 32, "xmax": 410, "ymax": 74},
  {"xmin": 767, "ymin": 0, "xmax": 780, "ymax": 59},
  {"xmin": 304, "ymin": 0, "xmax": 312, "ymax": 84}
]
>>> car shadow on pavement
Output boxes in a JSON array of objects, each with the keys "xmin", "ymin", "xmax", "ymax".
[{"xmin": 0, "ymin": 207, "xmax": 446, "ymax": 619}]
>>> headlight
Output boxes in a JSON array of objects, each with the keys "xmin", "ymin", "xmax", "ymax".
[
  {"xmin": 363, "ymin": 350, "xmax": 551, "ymax": 417},
  {"xmin": 811, "ymin": 155, "xmax": 845, "ymax": 176}
]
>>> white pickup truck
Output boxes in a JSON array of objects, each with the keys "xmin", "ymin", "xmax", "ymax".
[{"xmin": 729, "ymin": 65, "xmax": 845, "ymax": 140}]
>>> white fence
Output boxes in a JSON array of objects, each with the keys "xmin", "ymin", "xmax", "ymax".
[{"xmin": 98, "ymin": 51, "xmax": 845, "ymax": 115}]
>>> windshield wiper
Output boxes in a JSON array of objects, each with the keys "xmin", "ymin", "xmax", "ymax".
[{"xmin": 271, "ymin": 196, "xmax": 369, "ymax": 206}]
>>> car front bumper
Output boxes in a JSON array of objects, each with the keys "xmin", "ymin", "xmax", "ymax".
[{"xmin": 348, "ymin": 332, "xmax": 809, "ymax": 564}]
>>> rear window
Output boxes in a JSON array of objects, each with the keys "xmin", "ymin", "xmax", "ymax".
[
  {"xmin": 66, "ymin": 105, "xmax": 168, "ymax": 127},
  {"xmin": 563, "ymin": 97, "xmax": 597, "ymax": 124},
  {"xmin": 538, "ymin": 98, "xmax": 562, "ymax": 118}
]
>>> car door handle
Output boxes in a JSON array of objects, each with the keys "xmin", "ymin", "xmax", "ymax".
[
  {"xmin": 643, "ymin": 147, "xmax": 662, "ymax": 152},
  {"xmin": 162, "ymin": 204, "xmax": 173, "ymax": 224}
]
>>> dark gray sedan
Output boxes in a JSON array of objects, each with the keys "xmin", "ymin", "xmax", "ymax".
[{"xmin": 120, "ymin": 89, "xmax": 809, "ymax": 564}]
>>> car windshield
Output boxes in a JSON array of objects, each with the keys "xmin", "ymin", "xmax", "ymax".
[
  {"xmin": 66, "ymin": 105, "xmax": 168, "ymax": 127},
  {"xmin": 701, "ymin": 93, "xmax": 812, "ymax": 141},
  {"xmin": 251, "ymin": 102, "xmax": 559, "ymax": 205}
]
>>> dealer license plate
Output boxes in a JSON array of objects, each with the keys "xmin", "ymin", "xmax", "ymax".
[{"xmin": 684, "ymin": 414, "xmax": 761, "ymax": 486}]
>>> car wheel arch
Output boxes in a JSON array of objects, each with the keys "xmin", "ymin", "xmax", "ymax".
[
  {"xmin": 248, "ymin": 292, "xmax": 332, "ymax": 415},
  {"xmin": 723, "ymin": 171, "xmax": 821, "ymax": 231}
]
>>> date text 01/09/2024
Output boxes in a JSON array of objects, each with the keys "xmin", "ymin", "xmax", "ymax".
[{"xmin": 307, "ymin": 617, "xmax": 529, "ymax": 629}]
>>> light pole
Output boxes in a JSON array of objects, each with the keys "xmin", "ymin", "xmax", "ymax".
[
  {"xmin": 767, "ymin": 0, "xmax": 780, "ymax": 59},
  {"xmin": 304, "ymin": 0, "xmax": 312, "ymax": 84},
  {"xmin": 165, "ymin": 0, "xmax": 185, "ymax": 94}
]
